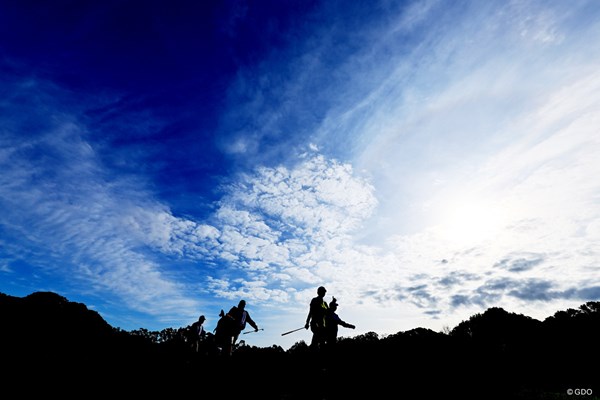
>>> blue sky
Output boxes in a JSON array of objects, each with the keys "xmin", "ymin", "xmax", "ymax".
[{"xmin": 1, "ymin": 0, "xmax": 599, "ymax": 350}]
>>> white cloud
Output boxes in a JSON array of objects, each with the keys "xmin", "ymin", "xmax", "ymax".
[
  {"xmin": 195, "ymin": 153, "xmax": 379, "ymax": 292},
  {"xmin": 0, "ymin": 85, "xmax": 203, "ymax": 324}
]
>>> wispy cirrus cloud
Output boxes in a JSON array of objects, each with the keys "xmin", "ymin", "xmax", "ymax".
[{"xmin": 0, "ymin": 78, "xmax": 201, "ymax": 326}]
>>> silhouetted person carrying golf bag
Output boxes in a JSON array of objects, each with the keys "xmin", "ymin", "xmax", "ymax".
[{"xmin": 214, "ymin": 299, "xmax": 259, "ymax": 356}]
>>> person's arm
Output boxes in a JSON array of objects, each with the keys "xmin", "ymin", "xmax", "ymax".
[
  {"xmin": 339, "ymin": 318, "xmax": 355, "ymax": 329},
  {"xmin": 333, "ymin": 313, "xmax": 354, "ymax": 329},
  {"xmin": 305, "ymin": 300, "xmax": 314, "ymax": 329},
  {"xmin": 305, "ymin": 313, "xmax": 311, "ymax": 329},
  {"xmin": 247, "ymin": 313, "xmax": 258, "ymax": 331}
]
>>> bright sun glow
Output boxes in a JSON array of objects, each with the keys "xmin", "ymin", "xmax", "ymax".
[{"xmin": 434, "ymin": 195, "xmax": 508, "ymax": 246}]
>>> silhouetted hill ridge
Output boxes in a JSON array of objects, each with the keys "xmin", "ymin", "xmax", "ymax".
[{"xmin": 1, "ymin": 291, "xmax": 598, "ymax": 399}]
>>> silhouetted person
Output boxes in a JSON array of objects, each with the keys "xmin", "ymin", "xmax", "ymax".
[
  {"xmin": 325, "ymin": 297, "xmax": 355, "ymax": 350},
  {"xmin": 227, "ymin": 300, "xmax": 259, "ymax": 350},
  {"xmin": 305, "ymin": 286, "xmax": 329, "ymax": 350},
  {"xmin": 190, "ymin": 315, "xmax": 206, "ymax": 353},
  {"xmin": 214, "ymin": 309, "xmax": 236, "ymax": 356}
]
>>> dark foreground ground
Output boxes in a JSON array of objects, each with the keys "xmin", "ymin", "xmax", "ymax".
[
  {"xmin": 2, "ymin": 292, "xmax": 598, "ymax": 399},
  {"xmin": 5, "ymin": 334, "xmax": 598, "ymax": 400}
]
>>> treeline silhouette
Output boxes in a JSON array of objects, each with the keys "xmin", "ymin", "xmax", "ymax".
[{"xmin": 1, "ymin": 291, "xmax": 598, "ymax": 399}]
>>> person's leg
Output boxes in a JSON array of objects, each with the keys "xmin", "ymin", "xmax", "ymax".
[
  {"xmin": 309, "ymin": 326, "xmax": 319, "ymax": 349},
  {"xmin": 228, "ymin": 335, "xmax": 235, "ymax": 356},
  {"xmin": 316, "ymin": 329, "xmax": 326, "ymax": 350}
]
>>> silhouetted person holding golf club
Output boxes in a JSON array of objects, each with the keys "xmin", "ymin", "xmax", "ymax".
[
  {"xmin": 305, "ymin": 286, "xmax": 329, "ymax": 350},
  {"xmin": 325, "ymin": 297, "xmax": 355, "ymax": 350},
  {"xmin": 227, "ymin": 299, "xmax": 259, "ymax": 348}
]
